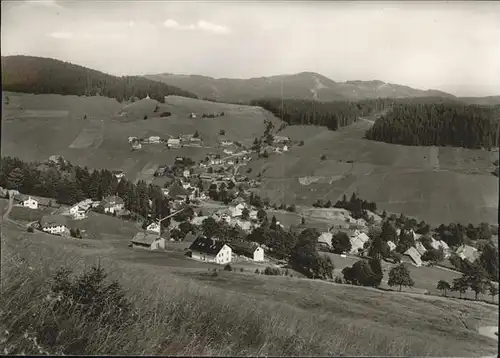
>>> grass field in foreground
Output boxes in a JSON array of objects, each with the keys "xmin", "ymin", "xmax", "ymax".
[{"xmin": 1, "ymin": 220, "xmax": 497, "ymax": 356}]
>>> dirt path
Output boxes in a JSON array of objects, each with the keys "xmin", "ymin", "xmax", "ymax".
[
  {"xmin": 478, "ymin": 326, "xmax": 498, "ymax": 340},
  {"xmin": 2, "ymin": 195, "xmax": 14, "ymax": 221}
]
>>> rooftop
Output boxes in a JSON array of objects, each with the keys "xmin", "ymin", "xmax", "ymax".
[{"xmin": 189, "ymin": 236, "xmax": 226, "ymax": 256}]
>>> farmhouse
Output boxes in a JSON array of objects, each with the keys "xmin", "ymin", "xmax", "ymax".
[
  {"xmin": 128, "ymin": 136, "xmax": 137, "ymax": 143},
  {"xmin": 188, "ymin": 113, "xmax": 197, "ymax": 119},
  {"xmin": 223, "ymin": 149, "xmax": 234, "ymax": 155},
  {"xmin": 132, "ymin": 142, "xmax": 142, "ymax": 150},
  {"xmin": 48, "ymin": 155, "xmax": 65, "ymax": 164},
  {"xmin": 349, "ymin": 231, "xmax": 370, "ymax": 254},
  {"xmin": 220, "ymin": 140, "xmax": 233, "ymax": 146},
  {"xmin": 403, "ymin": 247, "xmax": 423, "ymax": 267},
  {"xmin": 146, "ymin": 222, "xmax": 161, "ymax": 234},
  {"xmin": 101, "ymin": 195, "xmax": 125, "ymax": 214},
  {"xmin": 16, "ymin": 194, "xmax": 58, "ymax": 208},
  {"xmin": 188, "ymin": 236, "xmax": 232, "ymax": 264},
  {"xmin": 69, "ymin": 204, "xmax": 87, "ymax": 220},
  {"xmin": 273, "ymin": 136, "xmax": 289, "ymax": 144},
  {"xmin": 22, "ymin": 196, "xmax": 39, "ymax": 210},
  {"xmin": 131, "ymin": 232, "xmax": 165, "ymax": 251},
  {"xmin": 387, "ymin": 241, "xmax": 396, "ymax": 251},
  {"xmin": 455, "ymin": 244, "xmax": 480, "ymax": 262},
  {"xmin": 317, "ymin": 232, "xmax": 333, "ymax": 250},
  {"xmin": 167, "ymin": 138, "xmax": 181, "ymax": 148},
  {"xmin": 40, "ymin": 215, "xmax": 68, "ymax": 235},
  {"xmin": 229, "ymin": 240, "xmax": 265, "ymax": 261},
  {"xmin": 112, "ymin": 170, "xmax": 125, "ymax": 180},
  {"xmin": 183, "ymin": 169, "xmax": 191, "ymax": 178},
  {"xmin": 148, "ymin": 136, "xmax": 161, "ymax": 144}
]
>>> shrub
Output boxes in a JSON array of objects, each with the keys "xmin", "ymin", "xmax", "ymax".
[
  {"xmin": 27, "ymin": 227, "xmax": 34, "ymax": 233},
  {"xmin": 255, "ymin": 269, "xmax": 260, "ymax": 274},
  {"xmin": 143, "ymin": 115, "xmax": 148, "ymax": 120},
  {"xmin": 219, "ymin": 129, "xmax": 225, "ymax": 135},
  {"xmin": 240, "ymin": 268, "xmax": 244, "ymax": 273},
  {"xmin": 224, "ymin": 264, "xmax": 233, "ymax": 272},
  {"xmin": 160, "ymin": 112, "xmax": 171, "ymax": 117},
  {"xmin": 334, "ymin": 276, "xmax": 343, "ymax": 284},
  {"xmin": 299, "ymin": 140, "xmax": 304, "ymax": 146},
  {"xmin": 320, "ymin": 154, "xmax": 327, "ymax": 160},
  {"xmin": 264, "ymin": 267, "xmax": 281, "ymax": 276}
]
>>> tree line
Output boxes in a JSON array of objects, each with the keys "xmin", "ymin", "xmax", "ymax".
[
  {"xmin": 251, "ymin": 98, "xmax": 392, "ymax": 131},
  {"xmin": 0, "ymin": 156, "xmax": 172, "ymax": 226},
  {"xmin": 365, "ymin": 102, "xmax": 500, "ymax": 149},
  {"xmin": 2, "ymin": 55, "xmax": 198, "ymax": 103}
]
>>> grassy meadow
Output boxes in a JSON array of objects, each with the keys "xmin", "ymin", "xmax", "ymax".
[{"xmin": 1, "ymin": 218, "xmax": 498, "ymax": 356}]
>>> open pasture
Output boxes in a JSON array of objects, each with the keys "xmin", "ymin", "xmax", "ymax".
[{"xmin": 256, "ymin": 120, "xmax": 498, "ymax": 226}]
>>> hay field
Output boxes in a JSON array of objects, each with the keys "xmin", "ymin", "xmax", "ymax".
[
  {"xmin": 2, "ymin": 93, "xmax": 274, "ymax": 182},
  {"xmin": 256, "ymin": 120, "xmax": 499, "ymax": 226},
  {"xmin": 1, "ymin": 220, "xmax": 497, "ymax": 356}
]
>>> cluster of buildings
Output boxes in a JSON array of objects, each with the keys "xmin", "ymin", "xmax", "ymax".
[
  {"xmin": 188, "ymin": 236, "xmax": 264, "ymax": 265},
  {"xmin": 128, "ymin": 132, "xmax": 202, "ymax": 150}
]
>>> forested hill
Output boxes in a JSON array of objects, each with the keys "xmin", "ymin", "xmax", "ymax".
[
  {"xmin": 1, "ymin": 55, "xmax": 198, "ymax": 103},
  {"xmin": 251, "ymin": 98, "xmax": 394, "ymax": 131},
  {"xmin": 365, "ymin": 103, "xmax": 500, "ymax": 149}
]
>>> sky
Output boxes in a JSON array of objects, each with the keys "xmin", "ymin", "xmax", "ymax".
[{"xmin": 2, "ymin": 0, "xmax": 500, "ymax": 97}]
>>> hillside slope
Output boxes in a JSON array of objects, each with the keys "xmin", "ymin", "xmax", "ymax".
[
  {"xmin": 2, "ymin": 55, "xmax": 198, "ymax": 103},
  {"xmin": 145, "ymin": 72, "xmax": 457, "ymax": 103}
]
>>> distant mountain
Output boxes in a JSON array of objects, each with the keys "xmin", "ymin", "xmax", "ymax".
[
  {"xmin": 459, "ymin": 96, "xmax": 500, "ymax": 106},
  {"xmin": 2, "ymin": 55, "xmax": 198, "ymax": 103},
  {"xmin": 144, "ymin": 71, "xmax": 457, "ymax": 103}
]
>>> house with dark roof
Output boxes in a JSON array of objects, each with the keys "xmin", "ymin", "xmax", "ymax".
[
  {"xmin": 101, "ymin": 195, "xmax": 125, "ymax": 214},
  {"xmin": 39, "ymin": 215, "xmax": 68, "ymax": 235},
  {"xmin": 131, "ymin": 232, "xmax": 165, "ymax": 251},
  {"xmin": 228, "ymin": 240, "xmax": 264, "ymax": 261},
  {"xmin": 188, "ymin": 236, "xmax": 232, "ymax": 264},
  {"xmin": 15, "ymin": 194, "xmax": 59, "ymax": 208}
]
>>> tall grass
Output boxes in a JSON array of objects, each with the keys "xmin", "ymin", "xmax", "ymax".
[{"xmin": 1, "ymin": 230, "xmax": 498, "ymax": 356}]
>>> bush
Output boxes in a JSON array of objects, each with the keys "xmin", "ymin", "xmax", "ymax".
[
  {"xmin": 334, "ymin": 276, "xmax": 343, "ymax": 284},
  {"xmin": 299, "ymin": 140, "xmax": 304, "ymax": 146},
  {"xmin": 160, "ymin": 112, "xmax": 171, "ymax": 117},
  {"xmin": 240, "ymin": 268, "xmax": 244, "ymax": 273},
  {"xmin": 143, "ymin": 115, "xmax": 148, "ymax": 120},
  {"xmin": 255, "ymin": 269, "xmax": 260, "ymax": 274},
  {"xmin": 224, "ymin": 264, "xmax": 233, "ymax": 271},
  {"xmin": 264, "ymin": 267, "xmax": 281, "ymax": 276},
  {"xmin": 320, "ymin": 154, "xmax": 327, "ymax": 160},
  {"xmin": 27, "ymin": 227, "xmax": 34, "ymax": 233},
  {"xmin": 219, "ymin": 129, "xmax": 225, "ymax": 135}
]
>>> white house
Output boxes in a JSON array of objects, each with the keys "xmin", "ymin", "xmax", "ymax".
[
  {"xmin": 282, "ymin": 145, "xmax": 289, "ymax": 152},
  {"xmin": 146, "ymin": 222, "xmax": 161, "ymax": 234},
  {"xmin": 223, "ymin": 149, "xmax": 234, "ymax": 155},
  {"xmin": 220, "ymin": 140, "xmax": 233, "ymax": 146},
  {"xmin": 318, "ymin": 232, "xmax": 333, "ymax": 249},
  {"xmin": 183, "ymin": 169, "xmax": 191, "ymax": 178},
  {"xmin": 112, "ymin": 171, "xmax": 125, "ymax": 181},
  {"xmin": 249, "ymin": 210, "xmax": 258, "ymax": 220},
  {"xmin": 273, "ymin": 136, "xmax": 289, "ymax": 144},
  {"xmin": 188, "ymin": 113, "xmax": 197, "ymax": 119},
  {"xmin": 387, "ymin": 241, "xmax": 397, "ymax": 251},
  {"xmin": 131, "ymin": 232, "xmax": 165, "ymax": 251},
  {"xmin": 101, "ymin": 196, "xmax": 125, "ymax": 214},
  {"xmin": 456, "ymin": 245, "xmax": 480, "ymax": 262},
  {"xmin": 69, "ymin": 204, "xmax": 87, "ymax": 220},
  {"xmin": 148, "ymin": 136, "xmax": 161, "ymax": 144},
  {"xmin": 22, "ymin": 196, "xmax": 39, "ymax": 210},
  {"xmin": 349, "ymin": 231, "xmax": 370, "ymax": 254},
  {"xmin": 128, "ymin": 136, "xmax": 137, "ymax": 143},
  {"xmin": 210, "ymin": 159, "xmax": 223, "ymax": 165},
  {"xmin": 230, "ymin": 240, "xmax": 265, "ymax": 262},
  {"xmin": 167, "ymin": 138, "xmax": 181, "ymax": 148},
  {"xmin": 189, "ymin": 236, "xmax": 232, "ymax": 264},
  {"xmin": 132, "ymin": 142, "xmax": 142, "ymax": 150},
  {"xmin": 40, "ymin": 215, "xmax": 68, "ymax": 235}
]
